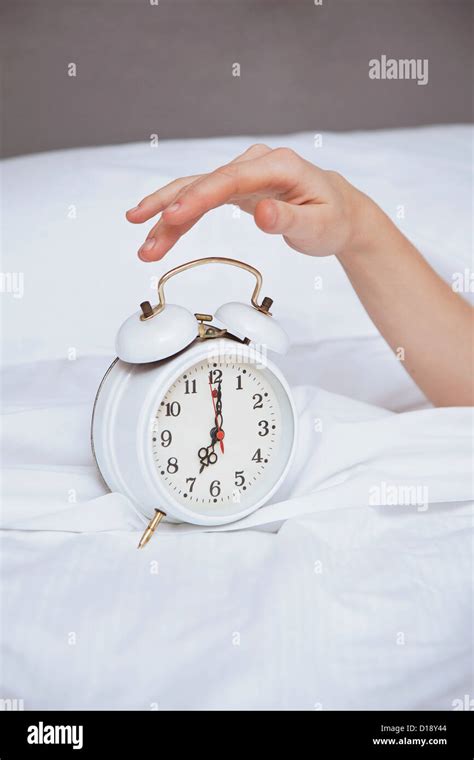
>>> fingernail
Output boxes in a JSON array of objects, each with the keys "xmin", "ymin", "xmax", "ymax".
[
  {"xmin": 266, "ymin": 201, "xmax": 277, "ymax": 226},
  {"xmin": 141, "ymin": 239, "xmax": 155, "ymax": 251},
  {"xmin": 165, "ymin": 202, "xmax": 180, "ymax": 214},
  {"xmin": 127, "ymin": 205, "xmax": 140, "ymax": 214},
  {"xmin": 138, "ymin": 239, "xmax": 155, "ymax": 258}
]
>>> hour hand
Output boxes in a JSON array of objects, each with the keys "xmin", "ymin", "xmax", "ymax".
[{"xmin": 198, "ymin": 441, "xmax": 218, "ymax": 473}]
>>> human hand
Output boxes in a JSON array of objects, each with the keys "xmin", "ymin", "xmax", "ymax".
[{"xmin": 126, "ymin": 143, "xmax": 377, "ymax": 262}]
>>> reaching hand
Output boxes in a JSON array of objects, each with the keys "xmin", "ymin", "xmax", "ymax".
[
  {"xmin": 126, "ymin": 143, "xmax": 373, "ymax": 263},
  {"xmin": 125, "ymin": 142, "xmax": 474, "ymax": 406}
]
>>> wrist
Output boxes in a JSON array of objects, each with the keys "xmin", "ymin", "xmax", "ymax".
[
  {"xmin": 338, "ymin": 187, "xmax": 387, "ymax": 264},
  {"xmin": 323, "ymin": 170, "xmax": 385, "ymax": 263}
]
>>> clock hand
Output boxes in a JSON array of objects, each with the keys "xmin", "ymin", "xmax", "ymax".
[
  {"xmin": 198, "ymin": 441, "xmax": 218, "ymax": 473},
  {"xmin": 209, "ymin": 374, "xmax": 225, "ymax": 454},
  {"xmin": 215, "ymin": 384, "xmax": 225, "ymax": 454},
  {"xmin": 197, "ymin": 395, "xmax": 224, "ymax": 473}
]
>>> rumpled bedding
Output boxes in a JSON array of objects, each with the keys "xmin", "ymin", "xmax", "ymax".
[{"xmin": 1, "ymin": 126, "xmax": 472, "ymax": 710}]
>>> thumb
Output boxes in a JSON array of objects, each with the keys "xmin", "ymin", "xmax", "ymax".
[{"xmin": 254, "ymin": 198, "xmax": 314, "ymax": 237}]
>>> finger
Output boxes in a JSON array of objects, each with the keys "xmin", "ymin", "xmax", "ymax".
[
  {"xmin": 126, "ymin": 175, "xmax": 201, "ymax": 223},
  {"xmin": 138, "ymin": 214, "xmax": 204, "ymax": 262},
  {"xmin": 135, "ymin": 144, "xmax": 271, "ymax": 261},
  {"xmin": 229, "ymin": 142, "xmax": 272, "ymax": 164},
  {"xmin": 127, "ymin": 145, "xmax": 271, "ymax": 224},
  {"xmin": 139, "ymin": 144, "xmax": 273, "ymax": 254},
  {"xmin": 255, "ymin": 197, "xmax": 335, "ymax": 255},
  {"xmin": 139, "ymin": 177, "xmax": 207, "ymax": 248},
  {"xmin": 142, "ymin": 216, "xmax": 163, "ymax": 243},
  {"xmin": 161, "ymin": 147, "xmax": 301, "ymax": 226},
  {"xmin": 135, "ymin": 174, "xmax": 208, "ymax": 259},
  {"xmin": 253, "ymin": 198, "xmax": 315, "ymax": 236},
  {"xmin": 151, "ymin": 143, "xmax": 272, "ymax": 224}
]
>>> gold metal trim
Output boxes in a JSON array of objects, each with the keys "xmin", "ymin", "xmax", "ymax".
[
  {"xmin": 195, "ymin": 312, "xmax": 227, "ymax": 340},
  {"xmin": 140, "ymin": 257, "xmax": 271, "ymax": 321},
  {"xmin": 138, "ymin": 509, "xmax": 166, "ymax": 549}
]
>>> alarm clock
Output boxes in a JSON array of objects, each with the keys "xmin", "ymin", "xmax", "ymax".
[{"xmin": 91, "ymin": 257, "xmax": 297, "ymax": 547}]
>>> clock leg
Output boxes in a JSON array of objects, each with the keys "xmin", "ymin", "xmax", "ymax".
[{"xmin": 137, "ymin": 509, "xmax": 166, "ymax": 549}]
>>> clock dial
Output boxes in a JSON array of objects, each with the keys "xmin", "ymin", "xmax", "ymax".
[{"xmin": 151, "ymin": 357, "xmax": 291, "ymax": 516}]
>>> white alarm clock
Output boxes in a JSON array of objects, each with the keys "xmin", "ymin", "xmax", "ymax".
[{"xmin": 91, "ymin": 257, "xmax": 297, "ymax": 547}]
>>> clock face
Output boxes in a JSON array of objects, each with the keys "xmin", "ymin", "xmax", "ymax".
[{"xmin": 151, "ymin": 355, "xmax": 294, "ymax": 517}]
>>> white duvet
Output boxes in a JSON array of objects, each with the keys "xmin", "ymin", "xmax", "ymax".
[{"xmin": 1, "ymin": 126, "xmax": 472, "ymax": 710}]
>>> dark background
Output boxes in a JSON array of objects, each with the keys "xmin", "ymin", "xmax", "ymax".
[{"xmin": 1, "ymin": 0, "xmax": 472, "ymax": 157}]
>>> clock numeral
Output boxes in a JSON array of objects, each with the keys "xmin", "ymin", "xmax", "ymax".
[
  {"xmin": 184, "ymin": 379, "xmax": 197, "ymax": 394},
  {"xmin": 234, "ymin": 470, "xmax": 245, "ymax": 487},
  {"xmin": 160, "ymin": 430, "xmax": 172, "ymax": 447},
  {"xmin": 210, "ymin": 369, "xmax": 222, "ymax": 384},
  {"xmin": 252, "ymin": 393, "xmax": 263, "ymax": 409},
  {"xmin": 166, "ymin": 457, "xmax": 178, "ymax": 474},
  {"xmin": 236, "ymin": 374, "xmax": 243, "ymax": 390},
  {"xmin": 258, "ymin": 420, "xmax": 269, "ymax": 436},
  {"xmin": 186, "ymin": 477, "xmax": 196, "ymax": 493},
  {"xmin": 210, "ymin": 480, "xmax": 221, "ymax": 497},
  {"xmin": 252, "ymin": 448, "xmax": 263, "ymax": 463},
  {"xmin": 165, "ymin": 401, "xmax": 181, "ymax": 417}
]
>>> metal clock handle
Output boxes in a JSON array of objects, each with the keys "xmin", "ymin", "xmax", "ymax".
[{"xmin": 139, "ymin": 256, "xmax": 273, "ymax": 321}]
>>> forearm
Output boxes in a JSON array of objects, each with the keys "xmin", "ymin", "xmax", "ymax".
[{"xmin": 337, "ymin": 200, "xmax": 474, "ymax": 406}]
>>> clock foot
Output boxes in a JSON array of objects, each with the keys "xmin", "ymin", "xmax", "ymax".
[{"xmin": 137, "ymin": 509, "xmax": 166, "ymax": 549}]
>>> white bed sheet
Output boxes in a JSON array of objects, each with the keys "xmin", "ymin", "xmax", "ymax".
[{"xmin": 1, "ymin": 126, "xmax": 473, "ymax": 710}]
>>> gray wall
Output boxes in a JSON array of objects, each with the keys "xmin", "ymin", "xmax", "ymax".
[{"xmin": 1, "ymin": 0, "xmax": 472, "ymax": 158}]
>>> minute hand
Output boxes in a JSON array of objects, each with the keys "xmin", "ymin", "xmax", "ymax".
[{"xmin": 209, "ymin": 375, "xmax": 225, "ymax": 454}]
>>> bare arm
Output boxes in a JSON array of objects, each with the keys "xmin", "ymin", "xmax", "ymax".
[
  {"xmin": 126, "ymin": 144, "xmax": 474, "ymax": 407},
  {"xmin": 336, "ymin": 199, "xmax": 473, "ymax": 406}
]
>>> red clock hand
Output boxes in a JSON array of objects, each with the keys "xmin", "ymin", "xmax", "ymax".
[
  {"xmin": 216, "ymin": 428, "xmax": 225, "ymax": 453},
  {"xmin": 209, "ymin": 375, "xmax": 225, "ymax": 454}
]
